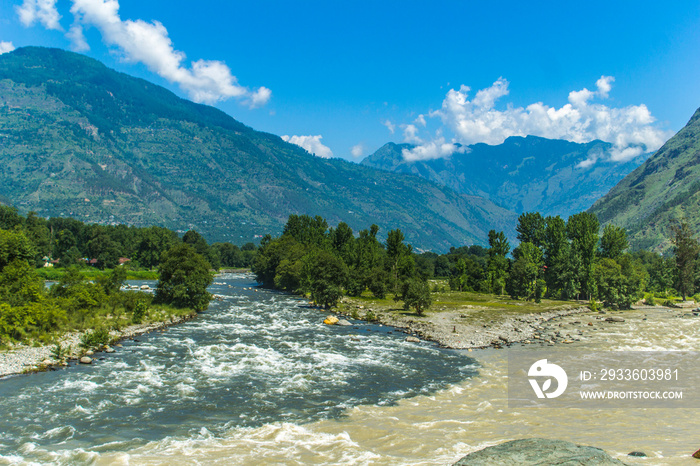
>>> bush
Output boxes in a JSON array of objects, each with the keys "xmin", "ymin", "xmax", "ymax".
[
  {"xmin": 365, "ymin": 310, "xmax": 377, "ymax": 322},
  {"xmin": 397, "ymin": 278, "xmax": 432, "ymax": 316},
  {"xmin": 80, "ymin": 327, "xmax": 111, "ymax": 349}
]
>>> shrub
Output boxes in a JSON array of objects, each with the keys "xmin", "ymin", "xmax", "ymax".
[{"xmin": 80, "ymin": 327, "xmax": 111, "ymax": 349}]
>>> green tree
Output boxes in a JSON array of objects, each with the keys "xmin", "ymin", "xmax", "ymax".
[
  {"xmin": 508, "ymin": 242, "xmax": 544, "ymax": 301},
  {"xmin": 0, "ymin": 260, "xmax": 44, "ymax": 307},
  {"xmin": 567, "ymin": 212, "xmax": 600, "ymax": 300},
  {"xmin": 599, "ymin": 224, "xmax": 629, "ymax": 260},
  {"xmin": 595, "ymin": 255, "xmax": 647, "ymax": 309},
  {"xmin": 386, "ymin": 229, "xmax": 414, "ymax": 294},
  {"xmin": 516, "ymin": 212, "xmax": 546, "ymax": 249},
  {"xmin": 300, "ymin": 249, "xmax": 348, "ymax": 308},
  {"xmin": 486, "ymin": 230, "xmax": 510, "ymax": 295},
  {"xmin": 283, "ymin": 214, "xmax": 329, "ymax": 247},
  {"xmin": 543, "ymin": 216, "xmax": 567, "ymax": 296},
  {"xmin": 670, "ymin": 221, "xmax": 699, "ymax": 300},
  {"xmin": 397, "ymin": 278, "xmax": 432, "ymax": 315},
  {"xmin": 154, "ymin": 244, "xmax": 213, "ymax": 311},
  {"xmin": 0, "ymin": 229, "xmax": 35, "ymax": 270}
]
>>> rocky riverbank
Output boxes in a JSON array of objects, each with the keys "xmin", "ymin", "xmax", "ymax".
[
  {"xmin": 333, "ymin": 298, "xmax": 690, "ymax": 350},
  {"xmin": 0, "ymin": 312, "xmax": 196, "ymax": 378}
]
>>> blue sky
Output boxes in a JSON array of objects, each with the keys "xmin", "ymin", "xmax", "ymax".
[{"xmin": 2, "ymin": 1, "xmax": 700, "ymax": 163}]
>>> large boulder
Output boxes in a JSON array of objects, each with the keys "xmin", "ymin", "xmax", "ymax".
[{"xmin": 453, "ymin": 438, "xmax": 629, "ymax": 465}]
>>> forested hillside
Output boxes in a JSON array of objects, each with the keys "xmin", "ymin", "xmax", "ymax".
[{"xmin": 0, "ymin": 47, "xmax": 516, "ymax": 251}]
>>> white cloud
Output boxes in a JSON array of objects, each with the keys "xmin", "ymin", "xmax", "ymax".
[
  {"xmin": 383, "ymin": 119, "xmax": 396, "ymax": 134},
  {"xmin": 282, "ymin": 135, "xmax": 333, "ymax": 158},
  {"xmin": 15, "ymin": 0, "xmax": 62, "ymax": 30},
  {"xmin": 350, "ymin": 143, "xmax": 364, "ymax": 159},
  {"xmin": 404, "ymin": 76, "xmax": 671, "ymax": 164},
  {"xmin": 17, "ymin": 0, "xmax": 270, "ymax": 107},
  {"xmin": 402, "ymin": 124, "xmax": 422, "ymax": 144},
  {"xmin": 402, "ymin": 137, "xmax": 466, "ymax": 162},
  {"xmin": 0, "ymin": 42, "xmax": 15, "ymax": 54}
]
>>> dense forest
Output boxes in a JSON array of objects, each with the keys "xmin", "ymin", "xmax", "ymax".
[
  {"xmin": 0, "ymin": 206, "xmax": 236, "ymax": 347},
  {"xmin": 255, "ymin": 212, "xmax": 700, "ymax": 312}
]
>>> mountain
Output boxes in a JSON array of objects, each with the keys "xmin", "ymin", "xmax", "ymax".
[
  {"xmin": 361, "ymin": 136, "xmax": 650, "ymax": 218},
  {"xmin": 589, "ymin": 108, "xmax": 700, "ymax": 252},
  {"xmin": 0, "ymin": 47, "xmax": 517, "ymax": 251}
]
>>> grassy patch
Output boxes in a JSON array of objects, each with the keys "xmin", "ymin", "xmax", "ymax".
[
  {"xmin": 340, "ymin": 287, "xmax": 580, "ymax": 324},
  {"xmin": 38, "ymin": 268, "xmax": 159, "ymax": 281}
]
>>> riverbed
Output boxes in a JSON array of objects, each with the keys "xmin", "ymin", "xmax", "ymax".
[{"xmin": 1, "ymin": 273, "xmax": 698, "ymax": 465}]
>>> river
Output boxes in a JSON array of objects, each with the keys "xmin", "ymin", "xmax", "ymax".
[{"xmin": 1, "ymin": 273, "xmax": 698, "ymax": 465}]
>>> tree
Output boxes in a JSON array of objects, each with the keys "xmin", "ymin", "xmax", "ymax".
[
  {"xmin": 330, "ymin": 222, "xmax": 356, "ymax": 265},
  {"xmin": 397, "ymin": 278, "xmax": 432, "ymax": 315},
  {"xmin": 283, "ymin": 214, "xmax": 329, "ymax": 247},
  {"xmin": 183, "ymin": 229, "xmax": 220, "ymax": 269},
  {"xmin": 671, "ymin": 221, "xmax": 699, "ymax": 300},
  {"xmin": 486, "ymin": 230, "xmax": 510, "ymax": 295},
  {"xmin": 300, "ymin": 249, "xmax": 348, "ymax": 308},
  {"xmin": 516, "ymin": 212, "xmax": 546, "ymax": 249},
  {"xmin": 0, "ymin": 229, "xmax": 35, "ymax": 271},
  {"xmin": 154, "ymin": 244, "xmax": 213, "ymax": 311},
  {"xmin": 508, "ymin": 242, "xmax": 544, "ymax": 301},
  {"xmin": 567, "ymin": 212, "xmax": 600, "ymax": 299},
  {"xmin": 599, "ymin": 224, "xmax": 629, "ymax": 260},
  {"xmin": 386, "ymin": 229, "xmax": 414, "ymax": 294},
  {"xmin": 595, "ymin": 255, "xmax": 647, "ymax": 309},
  {"xmin": 543, "ymin": 216, "xmax": 567, "ymax": 296},
  {"xmin": 0, "ymin": 259, "xmax": 44, "ymax": 307}
]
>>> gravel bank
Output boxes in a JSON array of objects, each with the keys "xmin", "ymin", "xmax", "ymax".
[
  {"xmin": 0, "ymin": 313, "xmax": 196, "ymax": 378},
  {"xmin": 336, "ymin": 299, "xmax": 594, "ymax": 349}
]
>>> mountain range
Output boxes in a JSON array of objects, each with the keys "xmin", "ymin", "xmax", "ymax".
[
  {"xmin": 0, "ymin": 47, "xmax": 517, "ymax": 251},
  {"xmin": 361, "ymin": 137, "xmax": 650, "ymax": 218},
  {"xmin": 589, "ymin": 107, "xmax": 700, "ymax": 252}
]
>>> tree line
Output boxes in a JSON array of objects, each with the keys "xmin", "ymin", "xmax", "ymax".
[
  {"xmin": 416, "ymin": 212, "xmax": 700, "ymax": 309},
  {"xmin": 0, "ymin": 205, "xmax": 255, "ymax": 270},
  {"xmin": 0, "ymin": 207, "xmax": 218, "ymax": 346},
  {"xmin": 255, "ymin": 212, "xmax": 700, "ymax": 313},
  {"xmin": 252, "ymin": 215, "xmax": 432, "ymax": 313}
]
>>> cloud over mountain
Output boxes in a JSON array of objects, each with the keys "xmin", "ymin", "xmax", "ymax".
[
  {"xmin": 15, "ymin": 0, "xmax": 270, "ymax": 107},
  {"xmin": 0, "ymin": 42, "xmax": 15, "ymax": 55},
  {"xmin": 281, "ymin": 135, "xmax": 333, "ymax": 158},
  {"xmin": 401, "ymin": 76, "xmax": 671, "ymax": 165}
]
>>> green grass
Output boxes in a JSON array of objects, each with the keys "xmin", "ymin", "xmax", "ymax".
[
  {"xmin": 338, "ymin": 281, "xmax": 580, "ymax": 324},
  {"xmin": 37, "ymin": 267, "xmax": 159, "ymax": 281}
]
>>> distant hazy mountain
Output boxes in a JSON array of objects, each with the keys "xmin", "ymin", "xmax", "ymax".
[
  {"xmin": 589, "ymin": 108, "xmax": 700, "ymax": 252},
  {"xmin": 0, "ymin": 47, "xmax": 518, "ymax": 251},
  {"xmin": 361, "ymin": 136, "xmax": 650, "ymax": 218}
]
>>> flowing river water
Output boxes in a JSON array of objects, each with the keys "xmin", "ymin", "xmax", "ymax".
[{"xmin": 1, "ymin": 273, "xmax": 699, "ymax": 465}]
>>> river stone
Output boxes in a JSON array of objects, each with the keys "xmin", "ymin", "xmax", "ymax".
[
  {"xmin": 627, "ymin": 451, "xmax": 646, "ymax": 457},
  {"xmin": 79, "ymin": 357, "xmax": 92, "ymax": 364},
  {"xmin": 323, "ymin": 316, "xmax": 339, "ymax": 325},
  {"xmin": 104, "ymin": 346, "xmax": 116, "ymax": 353},
  {"xmin": 693, "ymin": 448, "xmax": 700, "ymax": 459},
  {"xmin": 337, "ymin": 319, "xmax": 352, "ymax": 326},
  {"xmin": 606, "ymin": 316, "xmax": 626, "ymax": 323},
  {"xmin": 452, "ymin": 438, "xmax": 629, "ymax": 465},
  {"xmin": 405, "ymin": 336, "xmax": 420, "ymax": 343}
]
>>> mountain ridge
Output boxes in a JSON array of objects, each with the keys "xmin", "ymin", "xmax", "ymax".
[
  {"xmin": 361, "ymin": 135, "xmax": 650, "ymax": 218},
  {"xmin": 0, "ymin": 46, "xmax": 517, "ymax": 251},
  {"xmin": 589, "ymin": 107, "xmax": 700, "ymax": 251}
]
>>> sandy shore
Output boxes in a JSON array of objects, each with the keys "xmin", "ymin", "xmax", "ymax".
[{"xmin": 0, "ymin": 312, "xmax": 196, "ymax": 378}]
